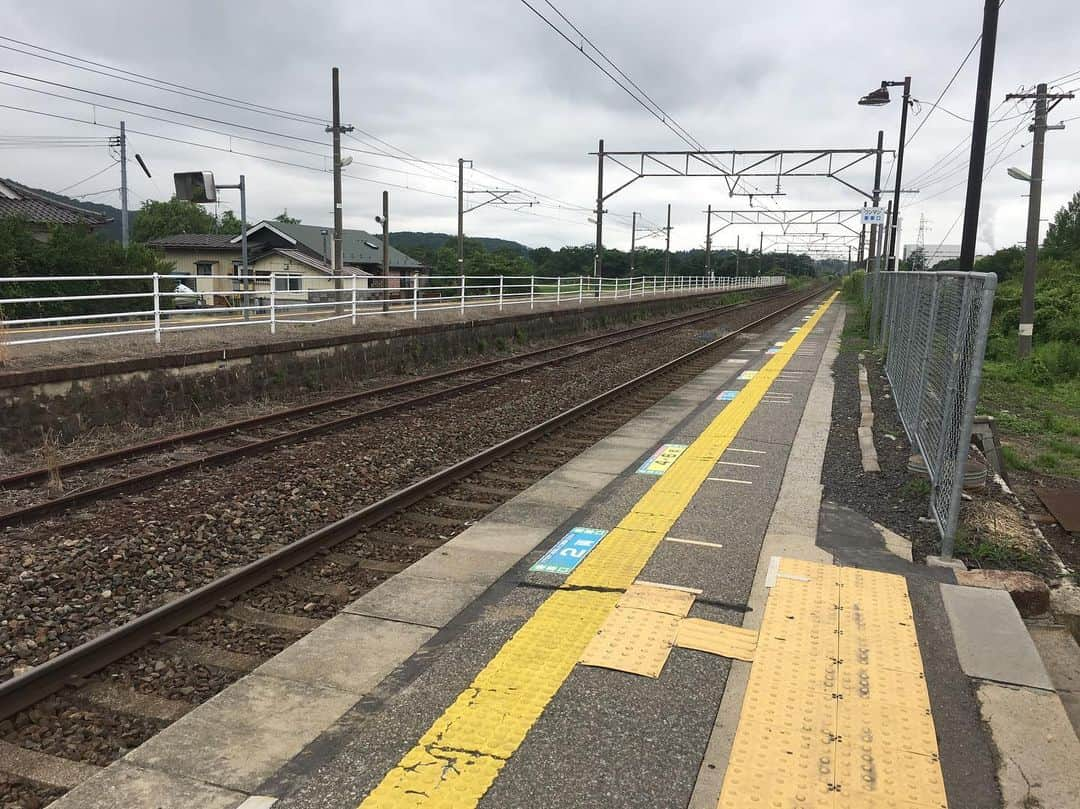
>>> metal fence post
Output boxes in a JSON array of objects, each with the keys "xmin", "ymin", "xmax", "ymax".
[
  {"xmin": 530, "ymin": 275, "xmax": 535, "ymax": 310},
  {"xmin": 556, "ymin": 276, "xmax": 561, "ymax": 306},
  {"xmin": 578, "ymin": 276, "xmax": 583, "ymax": 305},
  {"xmin": 460, "ymin": 274, "xmax": 465, "ymax": 315},
  {"xmin": 270, "ymin": 273, "xmax": 277, "ymax": 335},
  {"xmin": 350, "ymin": 274, "xmax": 357, "ymax": 325},
  {"xmin": 412, "ymin": 272, "xmax": 419, "ymax": 320},
  {"xmin": 152, "ymin": 272, "xmax": 161, "ymax": 344},
  {"xmin": 499, "ymin": 275, "xmax": 504, "ymax": 311},
  {"xmin": 940, "ymin": 275, "xmax": 997, "ymax": 558}
]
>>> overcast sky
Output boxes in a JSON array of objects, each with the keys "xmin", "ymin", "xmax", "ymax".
[{"xmin": 2, "ymin": 0, "xmax": 1078, "ymax": 258}]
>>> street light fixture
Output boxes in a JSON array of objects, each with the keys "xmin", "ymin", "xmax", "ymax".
[
  {"xmin": 859, "ymin": 77, "xmax": 912, "ymax": 270},
  {"xmin": 1007, "ymin": 166, "xmax": 1032, "ymax": 183}
]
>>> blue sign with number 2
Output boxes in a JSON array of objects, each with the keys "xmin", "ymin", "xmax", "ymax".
[{"xmin": 530, "ymin": 527, "xmax": 608, "ymax": 575}]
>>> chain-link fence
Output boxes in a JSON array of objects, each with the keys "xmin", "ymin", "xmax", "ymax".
[{"xmin": 866, "ymin": 270, "xmax": 998, "ymax": 557}]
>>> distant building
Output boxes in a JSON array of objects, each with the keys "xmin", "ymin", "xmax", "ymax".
[
  {"xmin": 903, "ymin": 243, "xmax": 962, "ymax": 267},
  {"xmin": 149, "ymin": 220, "xmax": 425, "ymax": 307},
  {"xmin": 0, "ymin": 178, "xmax": 111, "ymax": 240}
]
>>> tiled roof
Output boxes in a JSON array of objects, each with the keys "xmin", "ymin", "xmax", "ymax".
[
  {"xmin": 147, "ymin": 233, "xmax": 238, "ymax": 249},
  {"xmin": 244, "ymin": 221, "xmax": 424, "ymax": 268},
  {"xmin": 0, "ymin": 178, "xmax": 112, "ymax": 226}
]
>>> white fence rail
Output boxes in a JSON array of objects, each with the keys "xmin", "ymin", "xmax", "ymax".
[{"xmin": 0, "ymin": 273, "xmax": 785, "ymax": 347}]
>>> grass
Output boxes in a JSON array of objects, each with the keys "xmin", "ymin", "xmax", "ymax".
[
  {"xmin": 953, "ymin": 525, "xmax": 1042, "ymax": 572},
  {"xmin": 978, "ymin": 365, "xmax": 1080, "ymax": 479}
]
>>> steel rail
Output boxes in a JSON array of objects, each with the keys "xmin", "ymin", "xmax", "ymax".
[
  {"xmin": 0, "ymin": 289, "xmax": 793, "ymax": 528},
  {"xmin": 0, "ymin": 284, "xmax": 828, "ymax": 721}
]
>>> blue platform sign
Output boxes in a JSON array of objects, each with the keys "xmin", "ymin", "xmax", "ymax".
[{"xmin": 530, "ymin": 527, "xmax": 608, "ymax": 575}]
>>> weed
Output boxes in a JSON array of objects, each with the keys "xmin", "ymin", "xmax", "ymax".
[
  {"xmin": 40, "ymin": 427, "xmax": 64, "ymax": 496},
  {"xmin": 954, "ymin": 528, "xmax": 1040, "ymax": 572},
  {"xmin": 901, "ymin": 477, "xmax": 931, "ymax": 498},
  {"xmin": 1000, "ymin": 444, "xmax": 1034, "ymax": 472},
  {"xmin": 514, "ymin": 327, "xmax": 526, "ymax": 344}
]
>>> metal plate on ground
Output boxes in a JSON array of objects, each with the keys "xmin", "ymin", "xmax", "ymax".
[
  {"xmin": 637, "ymin": 443, "xmax": 689, "ymax": 476},
  {"xmin": 717, "ymin": 390, "xmax": 739, "ymax": 401},
  {"xmin": 617, "ymin": 582, "xmax": 696, "ymax": 617},
  {"xmin": 579, "ymin": 606, "xmax": 679, "ymax": 678},
  {"xmin": 529, "ymin": 527, "xmax": 608, "ymax": 575},
  {"xmin": 675, "ymin": 618, "xmax": 757, "ymax": 661},
  {"xmin": 1034, "ymin": 487, "xmax": 1080, "ymax": 532}
]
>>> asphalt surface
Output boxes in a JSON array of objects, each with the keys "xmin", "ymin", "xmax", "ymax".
[{"xmin": 261, "ymin": 301, "xmax": 829, "ymax": 809}]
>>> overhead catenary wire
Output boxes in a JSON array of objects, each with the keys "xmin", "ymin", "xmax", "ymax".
[{"xmin": 56, "ymin": 160, "xmax": 120, "ymax": 193}]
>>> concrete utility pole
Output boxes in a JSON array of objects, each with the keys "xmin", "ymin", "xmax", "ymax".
[
  {"xmin": 663, "ymin": 203, "xmax": 672, "ymax": 278},
  {"xmin": 327, "ymin": 68, "xmax": 354, "ymax": 306},
  {"xmin": 630, "ymin": 211, "xmax": 638, "ymax": 274},
  {"xmin": 1006, "ymin": 82, "xmax": 1073, "ymax": 357},
  {"xmin": 759, "ymin": 231, "xmax": 764, "ymax": 276},
  {"xmin": 959, "ymin": 0, "xmax": 1001, "ymax": 269},
  {"xmin": 869, "ymin": 130, "xmax": 884, "ymax": 272},
  {"xmin": 458, "ymin": 158, "xmax": 466, "ymax": 273},
  {"xmin": 594, "ymin": 139, "xmax": 604, "ymax": 291},
  {"xmin": 119, "ymin": 121, "xmax": 129, "ymax": 248},
  {"xmin": 381, "ymin": 190, "xmax": 390, "ymax": 314},
  {"xmin": 704, "ymin": 205, "xmax": 712, "ymax": 276},
  {"xmin": 735, "ymin": 234, "xmax": 740, "ymax": 276}
]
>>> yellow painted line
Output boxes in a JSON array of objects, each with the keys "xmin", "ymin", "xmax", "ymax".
[
  {"xmin": 356, "ymin": 293, "xmax": 839, "ymax": 808},
  {"xmin": 717, "ymin": 558, "xmax": 947, "ymax": 809}
]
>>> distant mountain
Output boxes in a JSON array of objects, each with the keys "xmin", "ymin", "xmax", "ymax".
[
  {"xmin": 26, "ymin": 187, "xmax": 126, "ymax": 242},
  {"xmin": 390, "ymin": 231, "xmax": 530, "ymax": 256}
]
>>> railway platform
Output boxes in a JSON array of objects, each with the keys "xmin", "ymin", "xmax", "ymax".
[{"xmin": 46, "ymin": 291, "xmax": 1078, "ymax": 809}]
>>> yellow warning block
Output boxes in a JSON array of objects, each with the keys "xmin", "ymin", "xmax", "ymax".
[
  {"xmin": 358, "ymin": 746, "xmax": 506, "ymax": 809},
  {"xmin": 579, "ymin": 606, "xmax": 679, "ymax": 678},
  {"xmin": 617, "ymin": 582, "xmax": 696, "ymax": 617},
  {"xmin": 718, "ymin": 557, "xmax": 948, "ymax": 809},
  {"xmin": 675, "ymin": 618, "xmax": 757, "ymax": 661}
]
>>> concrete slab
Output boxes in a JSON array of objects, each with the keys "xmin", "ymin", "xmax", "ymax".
[
  {"xmin": 558, "ymin": 436, "xmax": 654, "ymax": 473},
  {"xmin": 255, "ymin": 613, "xmax": 435, "ymax": 693},
  {"xmin": 1029, "ymin": 623, "xmax": 1080, "ymax": 738},
  {"xmin": 48, "ymin": 761, "xmax": 248, "ymax": 809},
  {"xmin": 395, "ymin": 543, "xmax": 521, "ymax": 587},
  {"xmin": 127, "ymin": 673, "xmax": 360, "ymax": 792},
  {"xmin": 446, "ymin": 518, "xmax": 554, "ymax": 557},
  {"xmin": 941, "ymin": 583, "xmax": 1054, "ymax": 690},
  {"xmin": 977, "ymin": 681, "xmax": 1080, "ymax": 809},
  {"xmin": 0, "ymin": 740, "xmax": 101, "ymax": 789},
  {"xmin": 344, "ymin": 573, "xmax": 489, "ymax": 628},
  {"xmin": 482, "ymin": 500, "xmax": 576, "ymax": 533}
]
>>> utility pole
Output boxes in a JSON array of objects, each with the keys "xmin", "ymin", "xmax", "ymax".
[
  {"xmin": 886, "ymin": 79, "xmax": 911, "ymax": 269},
  {"xmin": 458, "ymin": 158, "xmax": 466, "ymax": 273},
  {"xmin": 847, "ymin": 245, "xmax": 852, "ymax": 275},
  {"xmin": 327, "ymin": 67, "xmax": 355, "ymax": 307},
  {"xmin": 119, "ymin": 121, "xmax": 129, "ymax": 248},
  {"xmin": 959, "ymin": 0, "xmax": 1001, "ymax": 269},
  {"xmin": 858, "ymin": 202, "xmax": 866, "ymax": 267},
  {"xmin": 630, "ymin": 211, "xmax": 638, "ymax": 274},
  {"xmin": 759, "ymin": 231, "xmax": 764, "ymax": 276},
  {"xmin": 1006, "ymin": 82, "xmax": 1073, "ymax": 356},
  {"xmin": 735, "ymin": 234, "xmax": 740, "ymax": 276},
  {"xmin": 381, "ymin": 190, "xmax": 390, "ymax": 314},
  {"xmin": 869, "ymin": 129, "xmax": 884, "ymax": 272},
  {"xmin": 704, "ymin": 204, "xmax": 712, "ymax": 276},
  {"xmin": 594, "ymin": 138, "xmax": 604, "ymax": 291},
  {"xmin": 663, "ymin": 203, "xmax": 672, "ymax": 278}
]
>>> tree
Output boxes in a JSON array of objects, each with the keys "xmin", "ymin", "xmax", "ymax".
[
  {"xmin": 273, "ymin": 210, "xmax": 301, "ymax": 225},
  {"xmin": 131, "ymin": 198, "xmax": 216, "ymax": 242},
  {"xmin": 217, "ymin": 209, "xmax": 243, "ymax": 235},
  {"xmin": 1043, "ymin": 190, "xmax": 1080, "ymax": 257}
]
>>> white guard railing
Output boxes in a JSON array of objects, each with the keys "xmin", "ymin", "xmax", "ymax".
[{"xmin": 0, "ymin": 273, "xmax": 786, "ymax": 347}]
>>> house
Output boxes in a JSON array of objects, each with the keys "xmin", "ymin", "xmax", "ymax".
[
  {"xmin": 148, "ymin": 221, "xmax": 425, "ymax": 307},
  {"xmin": 0, "ymin": 178, "xmax": 112, "ymax": 240}
]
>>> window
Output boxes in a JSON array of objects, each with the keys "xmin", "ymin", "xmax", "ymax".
[
  {"xmin": 274, "ymin": 274, "xmax": 303, "ymax": 292},
  {"xmin": 195, "ymin": 261, "xmax": 214, "ymax": 276}
]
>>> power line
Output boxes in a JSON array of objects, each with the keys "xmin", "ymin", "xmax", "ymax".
[{"xmin": 57, "ymin": 160, "xmax": 119, "ymax": 193}]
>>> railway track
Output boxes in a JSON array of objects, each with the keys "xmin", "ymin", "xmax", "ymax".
[
  {"xmin": 0, "ymin": 284, "xmax": 828, "ymax": 808},
  {"xmin": 0, "ymin": 288, "xmax": 787, "ymax": 529}
]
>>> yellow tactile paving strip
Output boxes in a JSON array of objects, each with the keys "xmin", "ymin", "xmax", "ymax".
[
  {"xmin": 579, "ymin": 606, "xmax": 680, "ymax": 678},
  {"xmin": 675, "ymin": 618, "xmax": 758, "ymax": 662},
  {"xmin": 717, "ymin": 558, "xmax": 947, "ymax": 809},
  {"xmin": 356, "ymin": 294, "xmax": 838, "ymax": 809}
]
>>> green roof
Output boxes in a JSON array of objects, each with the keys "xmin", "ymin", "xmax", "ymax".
[{"xmin": 265, "ymin": 221, "xmax": 422, "ymax": 269}]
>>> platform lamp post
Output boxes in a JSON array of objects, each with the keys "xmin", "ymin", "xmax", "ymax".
[
  {"xmin": 174, "ymin": 171, "xmax": 249, "ymax": 319},
  {"xmin": 859, "ymin": 77, "xmax": 911, "ymax": 273}
]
